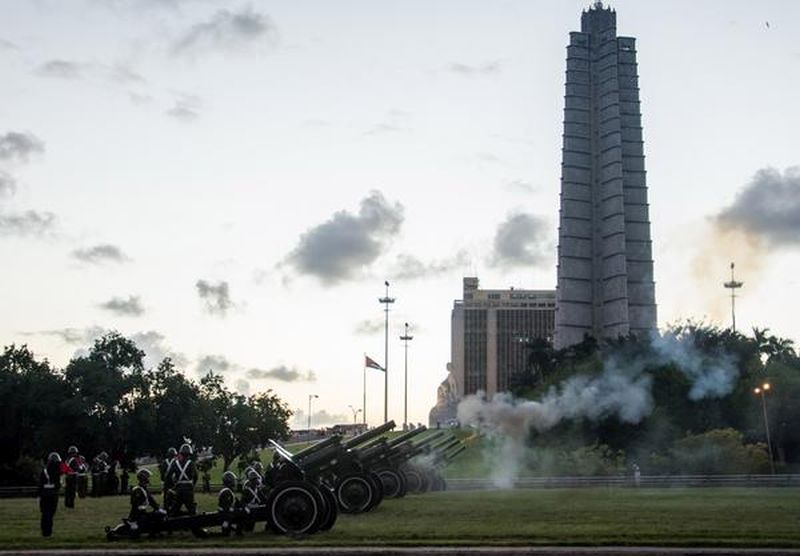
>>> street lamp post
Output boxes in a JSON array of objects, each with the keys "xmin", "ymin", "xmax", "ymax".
[
  {"xmin": 753, "ymin": 383, "xmax": 775, "ymax": 475},
  {"xmin": 400, "ymin": 322, "xmax": 414, "ymax": 429},
  {"xmin": 724, "ymin": 262, "xmax": 743, "ymax": 333},
  {"xmin": 348, "ymin": 404, "xmax": 362, "ymax": 425},
  {"xmin": 378, "ymin": 281, "xmax": 395, "ymax": 424},
  {"xmin": 308, "ymin": 394, "xmax": 318, "ymax": 431}
]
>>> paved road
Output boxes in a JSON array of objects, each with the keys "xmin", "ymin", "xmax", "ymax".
[{"xmin": 3, "ymin": 548, "xmax": 800, "ymax": 556}]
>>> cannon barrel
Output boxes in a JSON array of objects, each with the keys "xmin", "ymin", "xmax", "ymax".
[
  {"xmin": 428, "ymin": 435, "xmax": 457, "ymax": 451},
  {"xmin": 291, "ymin": 435, "xmax": 340, "ymax": 460},
  {"xmin": 444, "ymin": 445, "xmax": 466, "ymax": 462},
  {"xmin": 342, "ymin": 420, "xmax": 396, "ymax": 449},
  {"xmin": 433, "ymin": 438, "xmax": 461, "ymax": 454},
  {"xmin": 386, "ymin": 426, "xmax": 427, "ymax": 448},
  {"xmin": 410, "ymin": 430, "xmax": 447, "ymax": 450}
]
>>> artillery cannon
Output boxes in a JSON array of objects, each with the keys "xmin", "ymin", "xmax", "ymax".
[{"xmin": 267, "ymin": 420, "xmax": 397, "ymax": 514}]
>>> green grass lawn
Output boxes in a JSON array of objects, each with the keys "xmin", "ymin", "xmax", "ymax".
[{"xmin": 2, "ymin": 488, "xmax": 799, "ymax": 549}]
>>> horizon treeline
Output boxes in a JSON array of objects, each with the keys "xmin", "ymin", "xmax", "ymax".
[{"xmin": 0, "ymin": 332, "xmax": 292, "ymax": 486}]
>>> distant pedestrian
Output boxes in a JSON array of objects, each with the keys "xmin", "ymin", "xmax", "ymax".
[{"xmin": 39, "ymin": 452, "xmax": 63, "ymax": 537}]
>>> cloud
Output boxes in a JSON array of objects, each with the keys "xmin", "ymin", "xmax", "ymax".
[
  {"xmin": 166, "ymin": 96, "xmax": 201, "ymax": 121},
  {"xmin": 0, "ymin": 210, "xmax": 56, "ymax": 237},
  {"xmin": 0, "ymin": 131, "xmax": 45, "ymax": 163},
  {"xmin": 34, "ymin": 325, "xmax": 107, "ymax": 345},
  {"xmin": 71, "ymin": 244, "xmax": 130, "ymax": 264},
  {"xmin": 172, "ymin": 6, "xmax": 277, "ymax": 55},
  {"xmin": 490, "ymin": 212, "xmax": 550, "ymax": 268},
  {"xmin": 354, "ymin": 318, "xmax": 384, "ymax": 336},
  {"xmin": 33, "ymin": 326, "xmax": 186, "ymax": 368},
  {"xmin": 505, "ymin": 179, "xmax": 538, "ymax": 194},
  {"xmin": 448, "ymin": 60, "xmax": 502, "ymax": 76},
  {"xmin": 715, "ymin": 166, "xmax": 800, "ymax": 247},
  {"xmin": 284, "ymin": 191, "xmax": 404, "ymax": 285},
  {"xmin": 0, "ymin": 38, "xmax": 17, "ymax": 51},
  {"xmin": 196, "ymin": 279, "xmax": 233, "ymax": 316},
  {"xmin": 109, "ymin": 64, "xmax": 146, "ymax": 84},
  {"xmin": 246, "ymin": 365, "xmax": 316, "ymax": 383},
  {"xmin": 196, "ymin": 354, "xmax": 233, "ymax": 374},
  {"xmin": 35, "ymin": 59, "xmax": 84, "ymax": 79},
  {"xmin": 0, "ymin": 171, "xmax": 16, "ymax": 197},
  {"xmin": 292, "ymin": 409, "xmax": 349, "ymax": 428},
  {"xmin": 234, "ymin": 378, "xmax": 250, "ymax": 395},
  {"xmin": 99, "ymin": 295, "xmax": 145, "ymax": 316},
  {"xmin": 389, "ymin": 251, "xmax": 470, "ymax": 280}
]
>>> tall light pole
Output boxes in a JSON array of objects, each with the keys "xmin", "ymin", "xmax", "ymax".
[
  {"xmin": 753, "ymin": 383, "xmax": 775, "ymax": 475},
  {"xmin": 724, "ymin": 262, "xmax": 743, "ymax": 333},
  {"xmin": 378, "ymin": 281, "xmax": 395, "ymax": 423},
  {"xmin": 307, "ymin": 394, "xmax": 318, "ymax": 431},
  {"xmin": 400, "ymin": 322, "xmax": 414, "ymax": 429},
  {"xmin": 348, "ymin": 404, "xmax": 362, "ymax": 425}
]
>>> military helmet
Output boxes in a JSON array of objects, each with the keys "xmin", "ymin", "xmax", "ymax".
[
  {"xmin": 246, "ymin": 468, "xmax": 261, "ymax": 481},
  {"xmin": 166, "ymin": 447, "xmax": 177, "ymax": 458},
  {"xmin": 136, "ymin": 468, "xmax": 151, "ymax": 484},
  {"xmin": 67, "ymin": 445, "xmax": 78, "ymax": 456},
  {"xmin": 222, "ymin": 470, "xmax": 237, "ymax": 489},
  {"xmin": 252, "ymin": 461, "xmax": 264, "ymax": 473},
  {"xmin": 99, "ymin": 451, "xmax": 109, "ymax": 460},
  {"xmin": 47, "ymin": 452, "xmax": 61, "ymax": 464},
  {"xmin": 179, "ymin": 443, "xmax": 192, "ymax": 456}
]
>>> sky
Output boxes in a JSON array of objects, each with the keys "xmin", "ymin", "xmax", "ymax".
[{"xmin": 1, "ymin": 0, "xmax": 799, "ymax": 428}]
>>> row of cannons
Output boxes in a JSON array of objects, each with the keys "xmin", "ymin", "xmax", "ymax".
[{"xmin": 106, "ymin": 420, "xmax": 465, "ymax": 540}]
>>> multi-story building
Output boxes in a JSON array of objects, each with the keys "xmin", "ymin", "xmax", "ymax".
[
  {"xmin": 452, "ymin": 277, "xmax": 555, "ymax": 398},
  {"xmin": 554, "ymin": 2, "xmax": 657, "ymax": 348}
]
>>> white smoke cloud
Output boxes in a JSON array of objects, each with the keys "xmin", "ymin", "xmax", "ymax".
[{"xmin": 457, "ymin": 332, "xmax": 741, "ymax": 487}]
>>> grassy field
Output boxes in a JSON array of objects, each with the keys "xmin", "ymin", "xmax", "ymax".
[{"xmin": 2, "ymin": 488, "xmax": 799, "ymax": 549}]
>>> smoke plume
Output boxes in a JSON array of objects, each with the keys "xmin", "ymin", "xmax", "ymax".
[{"xmin": 457, "ymin": 332, "xmax": 740, "ymax": 487}]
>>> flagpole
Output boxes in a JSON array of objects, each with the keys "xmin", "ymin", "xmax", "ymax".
[
  {"xmin": 379, "ymin": 281, "xmax": 395, "ymax": 424},
  {"xmin": 362, "ymin": 354, "xmax": 367, "ymax": 426}
]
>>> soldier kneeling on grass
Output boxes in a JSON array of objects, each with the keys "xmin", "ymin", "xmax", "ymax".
[
  {"xmin": 218, "ymin": 471, "xmax": 245, "ymax": 536},
  {"xmin": 129, "ymin": 469, "xmax": 166, "ymax": 535}
]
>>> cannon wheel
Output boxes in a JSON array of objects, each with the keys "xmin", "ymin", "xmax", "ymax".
[
  {"xmin": 431, "ymin": 473, "xmax": 447, "ymax": 492},
  {"xmin": 335, "ymin": 473, "xmax": 375, "ymax": 513},
  {"xmin": 401, "ymin": 467, "xmax": 424, "ymax": 494},
  {"xmin": 366, "ymin": 471, "xmax": 384, "ymax": 510},
  {"xmin": 316, "ymin": 484, "xmax": 338, "ymax": 532},
  {"xmin": 377, "ymin": 468, "xmax": 406, "ymax": 498},
  {"xmin": 265, "ymin": 481, "xmax": 321, "ymax": 535}
]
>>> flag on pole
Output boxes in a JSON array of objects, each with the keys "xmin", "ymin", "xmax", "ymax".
[{"xmin": 365, "ymin": 355, "xmax": 384, "ymax": 372}]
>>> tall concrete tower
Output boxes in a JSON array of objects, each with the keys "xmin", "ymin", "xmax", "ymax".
[{"xmin": 554, "ymin": 2, "xmax": 657, "ymax": 349}]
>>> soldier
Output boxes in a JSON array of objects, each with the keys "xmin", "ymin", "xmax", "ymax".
[
  {"xmin": 75, "ymin": 450, "xmax": 89, "ymax": 499},
  {"xmin": 38, "ymin": 452, "xmax": 62, "ymax": 537},
  {"xmin": 218, "ymin": 471, "xmax": 242, "ymax": 536},
  {"xmin": 240, "ymin": 468, "xmax": 262, "ymax": 532},
  {"xmin": 160, "ymin": 447, "xmax": 177, "ymax": 510},
  {"xmin": 63, "ymin": 446, "xmax": 80, "ymax": 509},
  {"xmin": 129, "ymin": 469, "xmax": 165, "ymax": 535},
  {"xmin": 91, "ymin": 452, "xmax": 109, "ymax": 497},
  {"xmin": 165, "ymin": 443, "xmax": 197, "ymax": 516}
]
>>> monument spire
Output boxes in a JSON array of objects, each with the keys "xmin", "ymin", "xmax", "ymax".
[{"xmin": 554, "ymin": 6, "xmax": 657, "ymax": 348}]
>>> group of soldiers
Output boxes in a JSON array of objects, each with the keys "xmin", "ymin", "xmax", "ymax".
[
  {"xmin": 126, "ymin": 444, "xmax": 269, "ymax": 537},
  {"xmin": 38, "ymin": 442, "xmax": 273, "ymax": 538},
  {"xmin": 37, "ymin": 446, "xmax": 127, "ymax": 537}
]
